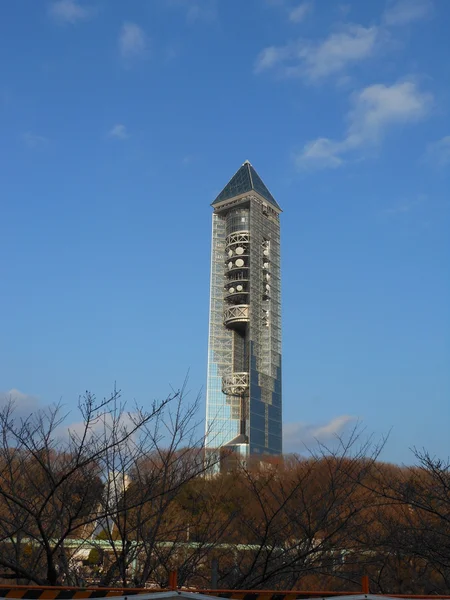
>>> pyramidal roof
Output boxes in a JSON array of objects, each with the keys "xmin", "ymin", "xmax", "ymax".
[{"xmin": 212, "ymin": 161, "xmax": 281, "ymax": 210}]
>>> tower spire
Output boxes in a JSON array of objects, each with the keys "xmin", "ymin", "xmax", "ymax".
[{"xmin": 212, "ymin": 161, "xmax": 281, "ymax": 211}]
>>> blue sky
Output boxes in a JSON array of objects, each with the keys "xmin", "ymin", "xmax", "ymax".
[{"xmin": 1, "ymin": 0, "xmax": 449, "ymax": 463}]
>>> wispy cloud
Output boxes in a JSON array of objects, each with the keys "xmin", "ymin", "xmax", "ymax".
[
  {"xmin": 297, "ymin": 138, "xmax": 344, "ymax": 169},
  {"xmin": 255, "ymin": 24, "xmax": 382, "ymax": 81},
  {"xmin": 168, "ymin": 0, "xmax": 218, "ymax": 23},
  {"xmin": 423, "ymin": 136, "xmax": 450, "ymax": 168},
  {"xmin": 48, "ymin": 0, "xmax": 93, "ymax": 24},
  {"xmin": 382, "ymin": 194, "xmax": 426, "ymax": 215},
  {"xmin": 181, "ymin": 154, "xmax": 195, "ymax": 165},
  {"xmin": 22, "ymin": 132, "xmax": 50, "ymax": 149},
  {"xmin": 383, "ymin": 0, "xmax": 434, "ymax": 26},
  {"xmin": 337, "ymin": 4, "xmax": 351, "ymax": 17},
  {"xmin": 187, "ymin": 1, "xmax": 217, "ymax": 23},
  {"xmin": 119, "ymin": 22, "xmax": 148, "ymax": 60},
  {"xmin": 258, "ymin": 0, "xmax": 431, "ymax": 81},
  {"xmin": 108, "ymin": 124, "xmax": 129, "ymax": 140},
  {"xmin": 289, "ymin": 2, "xmax": 313, "ymax": 23},
  {"xmin": 383, "ymin": 202, "xmax": 418, "ymax": 215},
  {"xmin": 284, "ymin": 415, "xmax": 356, "ymax": 453},
  {"xmin": 296, "ymin": 80, "xmax": 432, "ymax": 169}
]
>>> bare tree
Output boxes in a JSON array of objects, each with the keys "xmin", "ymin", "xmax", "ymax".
[
  {"xmin": 198, "ymin": 430, "xmax": 382, "ymax": 590},
  {"xmin": 354, "ymin": 448, "xmax": 450, "ymax": 594},
  {"xmin": 0, "ymin": 386, "xmax": 179, "ymax": 585},
  {"xmin": 93, "ymin": 385, "xmax": 217, "ymax": 588},
  {"xmin": 7, "ymin": 393, "xmax": 448, "ymax": 596}
]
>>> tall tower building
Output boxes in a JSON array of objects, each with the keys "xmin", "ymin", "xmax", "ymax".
[{"xmin": 205, "ymin": 161, "xmax": 282, "ymax": 457}]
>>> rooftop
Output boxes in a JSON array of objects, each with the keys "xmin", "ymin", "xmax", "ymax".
[{"xmin": 212, "ymin": 161, "xmax": 281, "ymax": 211}]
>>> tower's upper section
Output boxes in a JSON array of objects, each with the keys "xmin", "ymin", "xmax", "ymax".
[{"xmin": 212, "ymin": 161, "xmax": 282, "ymax": 212}]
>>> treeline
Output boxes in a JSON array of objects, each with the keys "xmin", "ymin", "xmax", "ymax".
[{"xmin": 0, "ymin": 389, "xmax": 448, "ymax": 594}]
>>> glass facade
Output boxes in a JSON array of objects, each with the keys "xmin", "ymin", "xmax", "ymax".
[
  {"xmin": 206, "ymin": 162, "xmax": 282, "ymax": 457},
  {"xmin": 212, "ymin": 161, "xmax": 281, "ymax": 211},
  {"xmin": 205, "ymin": 212, "xmax": 239, "ymax": 448},
  {"xmin": 226, "ymin": 208, "xmax": 250, "ymax": 235},
  {"xmin": 248, "ymin": 200, "xmax": 282, "ymax": 454}
]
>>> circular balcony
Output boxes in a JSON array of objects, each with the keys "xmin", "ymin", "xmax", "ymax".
[
  {"xmin": 225, "ymin": 281, "xmax": 248, "ymax": 301},
  {"xmin": 225, "ymin": 257, "xmax": 249, "ymax": 274},
  {"xmin": 222, "ymin": 372, "xmax": 249, "ymax": 396},
  {"xmin": 225, "ymin": 231, "xmax": 250, "ymax": 249},
  {"xmin": 225, "ymin": 290, "xmax": 249, "ymax": 302},
  {"xmin": 225, "ymin": 251, "xmax": 249, "ymax": 263},
  {"xmin": 226, "ymin": 247, "xmax": 249, "ymax": 260},
  {"xmin": 224, "ymin": 304, "xmax": 249, "ymax": 327},
  {"xmin": 225, "ymin": 276, "xmax": 248, "ymax": 287}
]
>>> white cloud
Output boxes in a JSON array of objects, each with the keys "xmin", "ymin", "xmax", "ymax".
[
  {"xmin": 257, "ymin": 0, "xmax": 431, "ymax": 81},
  {"xmin": 255, "ymin": 46, "xmax": 291, "ymax": 73},
  {"xmin": 289, "ymin": 2, "xmax": 313, "ymax": 23},
  {"xmin": 255, "ymin": 24, "xmax": 381, "ymax": 81},
  {"xmin": 255, "ymin": 47, "xmax": 283, "ymax": 73},
  {"xmin": 22, "ymin": 132, "xmax": 49, "ymax": 149},
  {"xmin": 63, "ymin": 410, "xmax": 139, "ymax": 441},
  {"xmin": 424, "ymin": 136, "xmax": 450, "ymax": 168},
  {"xmin": 119, "ymin": 22, "xmax": 148, "ymax": 60},
  {"xmin": 383, "ymin": 0, "xmax": 434, "ymax": 26},
  {"xmin": 298, "ymin": 138, "xmax": 343, "ymax": 169},
  {"xmin": 48, "ymin": 0, "xmax": 93, "ymax": 24},
  {"xmin": 296, "ymin": 80, "xmax": 432, "ymax": 169},
  {"xmin": 346, "ymin": 81, "xmax": 431, "ymax": 143},
  {"xmin": 284, "ymin": 415, "xmax": 356, "ymax": 453},
  {"xmin": 0, "ymin": 389, "xmax": 42, "ymax": 418},
  {"xmin": 108, "ymin": 124, "xmax": 129, "ymax": 140},
  {"xmin": 305, "ymin": 25, "xmax": 381, "ymax": 80}
]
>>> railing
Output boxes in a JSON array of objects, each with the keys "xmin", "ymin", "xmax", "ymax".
[
  {"xmin": 225, "ymin": 231, "xmax": 250, "ymax": 249},
  {"xmin": 222, "ymin": 372, "xmax": 249, "ymax": 396},
  {"xmin": 224, "ymin": 304, "xmax": 249, "ymax": 326}
]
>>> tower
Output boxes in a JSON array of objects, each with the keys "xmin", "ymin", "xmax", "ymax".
[{"xmin": 205, "ymin": 161, "xmax": 282, "ymax": 457}]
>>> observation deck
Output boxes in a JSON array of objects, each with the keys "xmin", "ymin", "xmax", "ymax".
[
  {"xmin": 223, "ymin": 304, "xmax": 249, "ymax": 327},
  {"xmin": 222, "ymin": 372, "xmax": 249, "ymax": 396}
]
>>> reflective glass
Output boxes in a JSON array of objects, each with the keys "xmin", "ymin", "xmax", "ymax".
[{"xmin": 212, "ymin": 163, "xmax": 282, "ymax": 211}]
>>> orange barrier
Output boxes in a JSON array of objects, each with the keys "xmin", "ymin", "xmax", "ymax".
[
  {"xmin": 361, "ymin": 576, "xmax": 370, "ymax": 595},
  {"xmin": 203, "ymin": 593, "xmax": 450, "ymax": 600},
  {"xmin": 1, "ymin": 577, "xmax": 450, "ymax": 600},
  {"xmin": 0, "ymin": 588, "xmax": 151, "ymax": 599}
]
